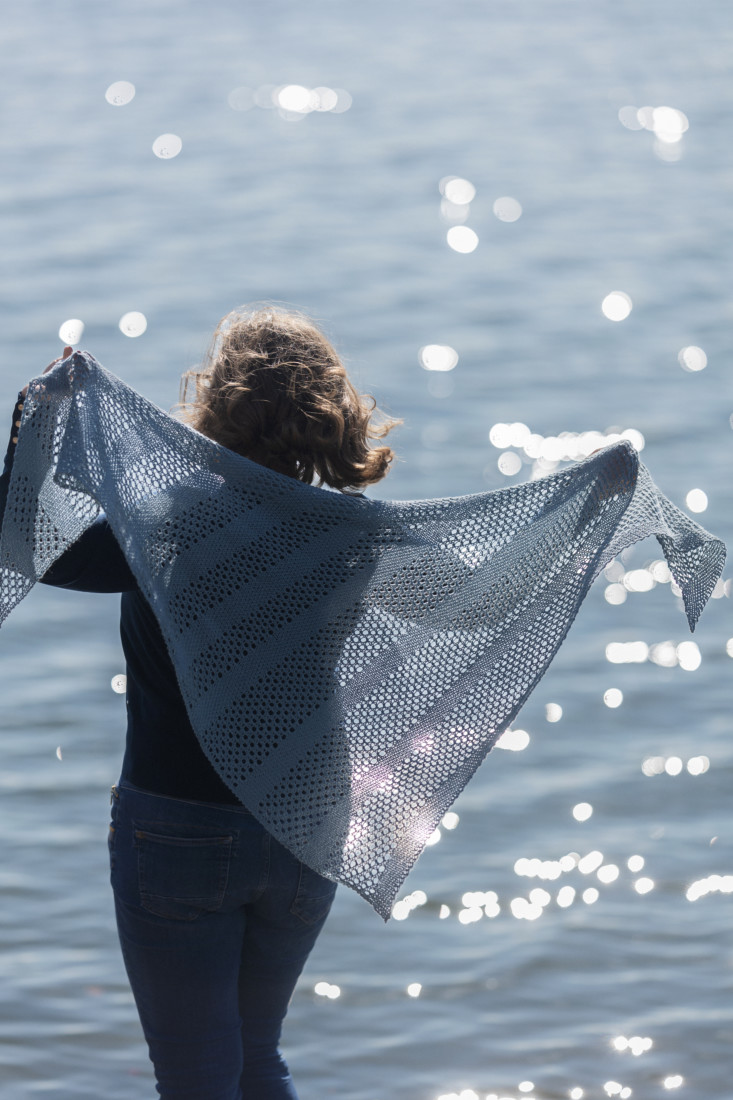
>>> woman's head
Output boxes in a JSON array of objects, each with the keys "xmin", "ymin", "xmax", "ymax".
[{"xmin": 179, "ymin": 306, "xmax": 399, "ymax": 492}]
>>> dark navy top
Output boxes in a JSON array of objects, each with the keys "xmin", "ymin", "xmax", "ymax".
[{"xmin": 0, "ymin": 395, "xmax": 238, "ymax": 804}]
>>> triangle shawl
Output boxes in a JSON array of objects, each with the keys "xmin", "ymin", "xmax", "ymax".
[{"xmin": 0, "ymin": 352, "xmax": 725, "ymax": 918}]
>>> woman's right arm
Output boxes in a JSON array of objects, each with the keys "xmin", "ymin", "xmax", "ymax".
[{"xmin": 0, "ymin": 379, "xmax": 136, "ymax": 595}]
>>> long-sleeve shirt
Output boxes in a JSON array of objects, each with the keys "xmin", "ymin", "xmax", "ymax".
[{"xmin": 0, "ymin": 395, "xmax": 239, "ymax": 804}]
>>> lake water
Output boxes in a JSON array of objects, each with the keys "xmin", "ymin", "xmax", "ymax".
[{"xmin": 0, "ymin": 1, "xmax": 731, "ymax": 1097}]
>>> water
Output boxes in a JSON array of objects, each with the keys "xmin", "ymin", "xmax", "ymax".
[{"xmin": 0, "ymin": 1, "xmax": 731, "ymax": 1097}]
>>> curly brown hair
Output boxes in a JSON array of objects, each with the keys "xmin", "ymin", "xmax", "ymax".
[{"xmin": 178, "ymin": 306, "xmax": 400, "ymax": 492}]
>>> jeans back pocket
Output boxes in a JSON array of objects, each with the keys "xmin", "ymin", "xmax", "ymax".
[
  {"xmin": 134, "ymin": 822, "xmax": 234, "ymax": 921},
  {"xmin": 290, "ymin": 862, "xmax": 338, "ymax": 927}
]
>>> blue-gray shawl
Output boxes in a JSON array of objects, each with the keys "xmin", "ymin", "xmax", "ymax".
[{"xmin": 0, "ymin": 353, "xmax": 725, "ymax": 917}]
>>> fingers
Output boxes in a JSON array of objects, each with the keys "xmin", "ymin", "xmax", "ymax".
[{"xmin": 21, "ymin": 345, "xmax": 76, "ymax": 398}]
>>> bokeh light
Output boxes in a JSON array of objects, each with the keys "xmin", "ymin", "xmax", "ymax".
[
  {"xmin": 314, "ymin": 981, "xmax": 340, "ymax": 999},
  {"xmin": 498, "ymin": 451, "xmax": 522, "ymax": 476},
  {"xmin": 496, "ymin": 727, "xmax": 530, "ymax": 751},
  {"xmin": 419, "ymin": 345, "xmax": 458, "ymax": 371},
  {"xmin": 446, "ymin": 226, "xmax": 478, "ymax": 253},
  {"xmin": 58, "ymin": 318, "xmax": 84, "ymax": 344},
  {"xmin": 618, "ymin": 105, "xmax": 644, "ymax": 130},
  {"xmin": 119, "ymin": 311, "xmax": 147, "ymax": 337},
  {"xmin": 601, "ymin": 292, "xmax": 632, "ymax": 321},
  {"xmin": 152, "ymin": 134, "xmax": 182, "ymax": 159},
  {"xmin": 105, "ymin": 80, "xmax": 135, "ymax": 106},
  {"xmin": 493, "ymin": 196, "xmax": 522, "ymax": 222},
  {"xmin": 676, "ymin": 641, "xmax": 701, "ymax": 671},
  {"xmin": 603, "ymin": 688, "xmax": 623, "ymax": 708},
  {"xmin": 443, "ymin": 177, "xmax": 476, "ymax": 204},
  {"xmin": 678, "ymin": 345, "xmax": 707, "ymax": 371},
  {"xmin": 227, "ymin": 87, "xmax": 254, "ymax": 111},
  {"xmin": 685, "ymin": 488, "xmax": 708, "ymax": 513}
]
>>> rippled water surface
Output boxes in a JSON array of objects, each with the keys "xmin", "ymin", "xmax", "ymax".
[{"xmin": 0, "ymin": 2, "xmax": 731, "ymax": 1098}]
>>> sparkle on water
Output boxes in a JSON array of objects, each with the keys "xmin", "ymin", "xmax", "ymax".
[
  {"xmin": 440, "ymin": 198, "xmax": 471, "ymax": 224},
  {"xmin": 603, "ymin": 688, "xmax": 623, "ymax": 708},
  {"xmin": 601, "ymin": 291, "xmax": 633, "ymax": 321},
  {"xmin": 678, "ymin": 345, "xmax": 707, "ymax": 371},
  {"xmin": 619, "ymin": 104, "xmax": 689, "ymax": 147},
  {"xmin": 545, "ymin": 702, "xmax": 563, "ymax": 722},
  {"xmin": 578, "ymin": 851, "xmax": 603, "ymax": 874},
  {"xmin": 613, "ymin": 1034, "xmax": 653, "ymax": 1056},
  {"xmin": 111, "ymin": 674, "xmax": 127, "ymax": 694},
  {"xmin": 557, "ymin": 885, "xmax": 576, "ymax": 908},
  {"xmin": 634, "ymin": 877, "xmax": 655, "ymax": 895},
  {"xmin": 419, "ymin": 344, "xmax": 458, "ymax": 371},
  {"xmin": 572, "ymin": 802, "xmax": 593, "ymax": 822},
  {"xmin": 493, "ymin": 196, "xmax": 522, "ymax": 222},
  {"xmin": 446, "ymin": 225, "xmax": 479, "ymax": 253},
  {"xmin": 391, "ymin": 889, "xmax": 428, "ymax": 921},
  {"xmin": 686, "ymin": 874, "xmax": 733, "ymax": 902},
  {"xmin": 495, "ymin": 727, "xmax": 530, "ymax": 751},
  {"xmin": 231, "ymin": 84, "xmax": 350, "ymax": 115},
  {"xmin": 488, "ymin": 422, "xmax": 646, "ymax": 482},
  {"xmin": 642, "ymin": 754, "xmax": 710, "ymax": 777},
  {"xmin": 152, "ymin": 134, "xmax": 182, "ymax": 159},
  {"xmin": 441, "ymin": 177, "xmax": 476, "ymax": 204},
  {"xmin": 227, "ymin": 87, "xmax": 255, "ymax": 111},
  {"xmin": 313, "ymin": 981, "xmax": 340, "ymax": 999},
  {"xmin": 606, "ymin": 641, "xmax": 649, "ymax": 664},
  {"xmin": 406, "ymin": 982, "xmax": 422, "ymax": 998},
  {"xmin": 105, "ymin": 80, "xmax": 135, "ymax": 106},
  {"xmin": 603, "ymin": 1082, "xmax": 632, "ymax": 1099},
  {"xmin": 685, "ymin": 487, "xmax": 708, "ymax": 513},
  {"xmin": 497, "ymin": 450, "xmax": 523, "ymax": 476},
  {"xmin": 58, "ymin": 318, "xmax": 84, "ymax": 344},
  {"xmin": 119, "ymin": 311, "xmax": 147, "ymax": 337}
]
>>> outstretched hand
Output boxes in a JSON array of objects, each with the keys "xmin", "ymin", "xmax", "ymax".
[{"xmin": 21, "ymin": 346, "xmax": 73, "ymax": 399}]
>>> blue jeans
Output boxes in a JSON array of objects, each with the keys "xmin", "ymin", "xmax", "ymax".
[{"xmin": 109, "ymin": 781, "xmax": 337, "ymax": 1100}]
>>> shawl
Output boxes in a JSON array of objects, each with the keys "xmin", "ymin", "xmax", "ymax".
[{"xmin": 0, "ymin": 352, "xmax": 725, "ymax": 919}]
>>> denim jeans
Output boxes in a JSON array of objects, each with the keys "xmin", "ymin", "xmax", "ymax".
[{"xmin": 109, "ymin": 781, "xmax": 338, "ymax": 1100}]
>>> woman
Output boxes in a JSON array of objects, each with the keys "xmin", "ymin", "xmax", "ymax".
[{"xmin": 2, "ymin": 306, "xmax": 401, "ymax": 1100}]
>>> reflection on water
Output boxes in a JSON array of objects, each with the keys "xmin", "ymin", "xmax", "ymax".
[
  {"xmin": 58, "ymin": 318, "xmax": 84, "ymax": 344},
  {"xmin": 601, "ymin": 291, "xmax": 633, "ymax": 322},
  {"xmin": 118, "ymin": 311, "xmax": 148, "ymax": 337},
  {"xmin": 104, "ymin": 80, "xmax": 136, "ymax": 106},
  {"xmin": 151, "ymin": 134, "xmax": 182, "ymax": 159}
]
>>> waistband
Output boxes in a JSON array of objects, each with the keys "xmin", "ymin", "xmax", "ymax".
[{"xmin": 111, "ymin": 779, "xmax": 252, "ymax": 816}]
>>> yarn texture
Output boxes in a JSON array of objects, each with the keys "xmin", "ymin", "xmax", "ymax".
[{"xmin": 0, "ymin": 353, "xmax": 725, "ymax": 918}]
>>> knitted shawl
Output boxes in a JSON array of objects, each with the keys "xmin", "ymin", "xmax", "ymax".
[{"xmin": 0, "ymin": 353, "xmax": 725, "ymax": 918}]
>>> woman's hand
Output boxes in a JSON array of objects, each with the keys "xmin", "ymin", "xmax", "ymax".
[{"xmin": 21, "ymin": 346, "xmax": 73, "ymax": 399}]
